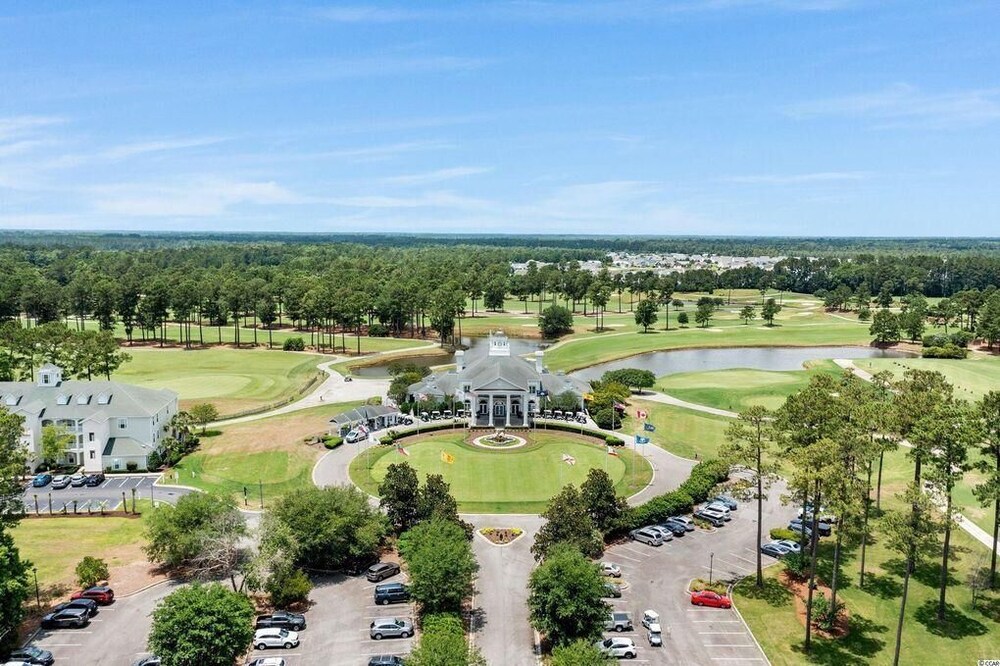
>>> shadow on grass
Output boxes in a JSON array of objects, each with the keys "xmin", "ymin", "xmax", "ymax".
[
  {"xmin": 790, "ymin": 613, "xmax": 888, "ymax": 665},
  {"xmin": 737, "ymin": 577, "xmax": 794, "ymax": 607},
  {"xmin": 882, "ymin": 557, "xmax": 960, "ymax": 588},
  {"xmin": 914, "ymin": 600, "xmax": 988, "ymax": 639},
  {"xmin": 974, "ymin": 594, "xmax": 1000, "ymax": 623},
  {"xmin": 860, "ymin": 572, "xmax": 902, "ymax": 599}
]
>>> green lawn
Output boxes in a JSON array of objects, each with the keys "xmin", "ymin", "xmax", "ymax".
[
  {"xmin": 11, "ymin": 503, "xmax": 153, "ymax": 599},
  {"xmin": 171, "ymin": 401, "xmax": 361, "ymax": 506},
  {"xmin": 735, "ymin": 488, "xmax": 1000, "ymax": 665},
  {"xmin": 854, "ymin": 355, "xmax": 1000, "ymax": 403},
  {"xmin": 656, "ymin": 360, "xmax": 844, "ymax": 413},
  {"xmin": 112, "ymin": 347, "xmax": 329, "ymax": 416},
  {"xmin": 628, "ymin": 399, "xmax": 732, "ymax": 460},
  {"xmin": 349, "ymin": 431, "xmax": 653, "ymax": 513}
]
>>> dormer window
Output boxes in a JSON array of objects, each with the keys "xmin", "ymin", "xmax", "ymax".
[
  {"xmin": 76, "ymin": 394, "xmax": 91, "ymax": 405},
  {"xmin": 3, "ymin": 394, "xmax": 19, "ymax": 406},
  {"xmin": 56, "ymin": 394, "xmax": 71, "ymax": 406},
  {"xmin": 97, "ymin": 393, "xmax": 112, "ymax": 405}
]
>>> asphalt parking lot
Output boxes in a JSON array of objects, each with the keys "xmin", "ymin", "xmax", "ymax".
[
  {"xmin": 25, "ymin": 580, "xmax": 181, "ymax": 666},
  {"xmin": 21, "ymin": 475, "xmax": 192, "ymax": 512},
  {"xmin": 600, "ymin": 487, "xmax": 793, "ymax": 665},
  {"xmin": 241, "ymin": 567, "xmax": 416, "ymax": 666}
]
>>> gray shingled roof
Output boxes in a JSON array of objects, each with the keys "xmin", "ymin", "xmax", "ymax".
[
  {"xmin": 0, "ymin": 379, "xmax": 176, "ymax": 420},
  {"xmin": 103, "ymin": 436, "xmax": 153, "ymax": 457},
  {"xmin": 329, "ymin": 404, "xmax": 401, "ymax": 425},
  {"xmin": 408, "ymin": 352, "xmax": 589, "ymax": 399}
]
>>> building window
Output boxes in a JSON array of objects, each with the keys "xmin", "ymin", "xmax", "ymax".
[
  {"xmin": 89, "ymin": 451, "xmax": 95, "ymax": 460},
  {"xmin": 89, "ymin": 432, "xmax": 94, "ymax": 442},
  {"xmin": 117, "ymin": 418, "xmax": 127, "ymax": 430}
]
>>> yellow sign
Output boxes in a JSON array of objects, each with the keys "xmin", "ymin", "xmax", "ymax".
[
  {"xmin": 440, "ymin": 450, "xmax": 455, "ymax": 464},
  {"xmin": 583, "ymin": 393, "xmax": 595, "ymax": 401}
]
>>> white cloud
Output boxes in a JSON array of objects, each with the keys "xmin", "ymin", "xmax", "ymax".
[
  {"xmin": 91, "ymin": 179, "xmax": 307, "ymax": 217},
  {"xmin": 381, "ymin": 166, "xmax": 492, "ymax": 185},
  {"xmin": 100, "ymin": 136, "xmax": 228, "ymax": 160},
  {"xmin": 724, "ymin": 171, "xmax": 872, "ymax": 184},
  {"xmin": 0, "ymin": 115, "xmax": 65, "ymax": 141},
  {"xmin": 328, "ymin": 191, "xmax": 492, "ymax": 210},
  {"xmin": 786, "ymin": 84, "xmax": 1000, "ymax": 128}
]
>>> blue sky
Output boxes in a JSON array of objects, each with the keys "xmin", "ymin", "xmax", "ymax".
[{"xmin": 1, "ymin": 1, "xmax": 998, "ymax": 236}]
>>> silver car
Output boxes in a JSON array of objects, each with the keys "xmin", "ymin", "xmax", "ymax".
[
  {"xmin": 705, "ymin": 503, "xmax": 732, "ymax": 520},
  {"xmin": 629, "ymin": 527, "xmax": 664, "ymax": 546},
  {"xmin": 644, "ymin": 524, "xmax": 675, "ymax": 542},
  {"xmin": 369, "ymin": 617, "xmax": 413, "ymax": 640},
  {"xmin": 253, "ymin": 628, "xmax": 299, "ymax": 650}
]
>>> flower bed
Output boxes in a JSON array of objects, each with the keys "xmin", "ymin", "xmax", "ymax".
[{"xmin": 479, "ymin": 527, "xmax": 523, "ymax": 545}]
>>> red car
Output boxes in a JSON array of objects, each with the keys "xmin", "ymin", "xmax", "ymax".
[
  {"xmin": 690, "ymin": 590, "xmax": 731, "ymax": 608},
  {"xmin": 71, "ymin": 585, "xmax": 115, "ymax": 605}
]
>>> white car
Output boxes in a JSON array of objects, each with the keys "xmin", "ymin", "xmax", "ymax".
[
  {"xmin": 699, "ymin": 507, "xmax": 728, "ymax": 522},
  {"xmin": 595, "ymin": 637, "xmax": 638, "ymax": 658},
  {"xmin": 600, "ymin": 562, "xmax": 622, "ymax": 578},
  {"xmin": 253, "ymin": 628, "xmax": 300, "ymax": 650},
  {"xmin": 777, "ymin": 539, "xmax": 802, "ymax": 554},
  {"xmin": 705, "ymin": 503, "xmax": 732, "ymax": 520},
  {"xmin": 644, "ymin": 525, "xmax": 674, "ymax": 542}
]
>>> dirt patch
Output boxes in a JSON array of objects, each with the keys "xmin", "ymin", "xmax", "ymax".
[{"xmin": 779, "ymin": 570, "xmax": 851, "ymax": 639}]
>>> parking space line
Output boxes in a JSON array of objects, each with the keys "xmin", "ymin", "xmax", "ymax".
[
  {"xmin": 613, "ymin": 552, "xmax": 642, "ymax": 563},
  {"xmin": 117, "ymin": 478, "xmax": 127, "ymax": 488},
  {"xmin": 729, "ymin": 553, "xmax": 756, "ymax": 566}
]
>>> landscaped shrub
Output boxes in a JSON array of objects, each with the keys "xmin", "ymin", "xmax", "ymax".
[
  {"xmin": 690, "ymin": 578, "xmax": 728, "ymax": 595},
  {"xmin": 282, "ymin": 337, "xmax": 305, "ymax": 351},
  {"xmin": 146, "ymin": 450, "xmax": 162, "ymax": 471},
  {"xmin": 950, "ymin": 329, "xmax": 974, "ymax": 347},
  {"xmin": 621, "ymin": 459, "xmax": 729, "ymax": 534},
  {"xmin": 266, "ymin": 567, "xmax": 313, "ymax": 607},
  {"xmin": 783, "ymin": 552, "xmax": 808, "ymax": 577},
  {"xmin": 810, "ymin": 591, "xmax": 845, "ymax": 628},
  {"xmin": 323, "ymin": 436, "xmax": 343, "ymax": 450},
  {"xmin": 592, "ymin": 408, "xmax": 617, "ymax": 430},
  {"xmin": 368, "ymin": 323, "xmax": 389, "ymax": 337},
  {"xmin": 922, "ymin": 344, "xmax": 968, "ymax": 359},
  {"xmin": 605, "ymin": 435, "xmax": 624, "ymax": 446},
  {"xmin": 126, "ymin": 461, "xmax": 138, "ymax": 472},
  {"xmin": 769, "ymin": 527, "xmax": 798, "ymax": 542}
]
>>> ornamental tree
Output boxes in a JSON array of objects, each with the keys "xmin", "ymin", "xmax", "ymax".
[
  {"xmin": 147, "ymin": 583, "xmax": 255, "ymax": 666},
  {"xmin": 528, "ymin": 545, "xmax": 609, "ymax": 646}
]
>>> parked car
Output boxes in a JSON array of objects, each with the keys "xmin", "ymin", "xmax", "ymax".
[
  {"xmin": 84, "ymin": 472, "xmax": 106, "ymax": 487},
  {"xmin": 645, "ymin": 525, "xmax": 674, "ymax": 542},
  {"xmin": 761, "ymin": 542, "xmax": 790, "ymax": 558},
  {"xmin": 131, "ymin": 657, "xmax": 161, "ymax": 666},
  {"xmin": 595, "ymin": 637, "xmax": 637, "ymax": 659},
  {"xmin": 690, "ymin": 590, "xmax": 732, "ymax": 608},
  {"xmin": 31, "ymin": 473, "xmax": 52, "ymax": 488},
  {"xmin": 656, "ymin": 521, "xmax": 687, "ymax": 537},
  {"xmin": 374, "ymin": 582, "xmax": 410, "ymax": 605},
  {"xmin": 629, "ymin": 527, "xmax": 664, "ymax": 546},
  {"xmin": 787, "ymin": 522, "xmax": 813, "ymax": 538},
  {"xmin": 789, "ymin": 517, "xmax": 831, "ymax": 537},
  {"xmin": 369, "ymin": 617, "xmax": 413, "ymax": 640},
  {"xmin": 71, "ymin": 585, "xmax": 115, "ymax": 605},
  {"xmin": 51, "ymin": 598, "xmax": 99, "ymax": 616},
  {"xmin": 602, "ymin": 583, "xmax": 622, "ymax": 598},
  {"xmin": 50, "ymin": 475, "xmax": 71, "ymax": 489},
  {"xmin": 40, "ymin": 607, "xmax": 90, "ymax": 629},
  {"xmin": 642, "ymin": 610, "xmax": 663, "ymax": 647},
  {"xmin": 666, "ymin": 516, "xmax": 695, "ymax": 532},
  {"xmin": 69, "ymin": 473, "xmax": 87, "ymax": 487},
  {"xmin": 710, "ymin": 495, "xmax": 738, "ymax": 510},
  {"xmin": 367, "ymin": 657, "xmax": 404, "ymax": 666},
  {"xmin": 605, "ymin": 611, "xmax": 633, "ymax": 632},
  {"xmin": 704, "ymin": 503, "xmax": 732, "ymax": 520},
  {"xmin": 694, "ymin": 509, "xmax": 725, "ymax": 527},
  {"xmin": 253, "ymin": 628, "xmax": 299, "ymax": 650},
  {"xmin": 777, "ymin": 539, "xmax": 802, "ymax": 554},
  {"xmin": 366, "ymin": 562, "xmax": 401, "ymax": 582},
  {"xmin": 255, "ymin": 611, "xmax": 306, "ymax": 631},
  {"xmin": 6, "ymin": 647, "xmax": 54, "ymax": 666},
  {"xmin": 345, "ymin": 430, "xmax": 363, "ymax": 443},
  {"xmin": 3, "ymin": 660, "xmax": 34, "ymax": 666},
  {"xmin": 245, "ymin": 659, "xmax": 284, "ymax": 666},
  {"xmin": 600, "ymin": 562, "xmax": 622, "ymax": 578}
]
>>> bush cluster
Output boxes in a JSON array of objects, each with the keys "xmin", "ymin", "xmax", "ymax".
[
  {"xmin": 625, "ymin": 459, "xmax": 729, "ymax": 531},
  {"xmin": 922, "ymin": 344, "xmax": 969, "ymax": 359},
  {"xmin": 769, "ymin": 527, "xmax": 798, "ymax": 541},
  {"xmin": 368, "ymin": 323, "xmax": 389, "ymax": 337},
  {"xmin": 323, "ymin": 436, "xmax": 343, "ymax": 450},
  {"xmin": 922, "ymin": 330, "xmax": 974, "ymax": 348},
  {"xmin": 534, "ymin": 420, "xmax": 623, "ymax": 445},
  {"xmin": 282, "ymin": 336, "xmax": 305, "ymax": 351}
]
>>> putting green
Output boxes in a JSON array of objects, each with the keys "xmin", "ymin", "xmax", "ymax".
[{"xmin": 350, "ymin": 431, "xmax": 652, "ymax": 513}]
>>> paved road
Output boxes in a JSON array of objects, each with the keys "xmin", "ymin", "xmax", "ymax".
[
  {"xmin": 466, "ymin": 514, "xmax": 544, "ymax": 666},
  {"xmin": 637, "ymin": 392, "xmax": 740, "ymax": 419},
  {"xmin": 602, "ymin": 483, "xmax": 792, "ymax": 665}
]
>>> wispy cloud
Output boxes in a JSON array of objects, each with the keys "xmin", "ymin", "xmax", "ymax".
[
  {"xmin": 724, "ymin": 171, "xmax": 872, "ymax": 184},
  {"xmin": 381, "ymin": 166, "xmax": 492, "ymax": 185},
  {"xmin": 328, "ymin": 191, "xmax": 492, "ymax": 210},
  {"xmin": 786, "ymin": 84, "xmax": 1000, "ymax": 128},
  {"xmin": 101, "ymin": 136, "xmax": 228, "ymax": 160},
  {"xmin": 0, "ymin": 115, "xmax": 65, "ymax": 141},
  {"xmin": 90, "ymin": 179, "xmax": 308, "ymax": 217}
]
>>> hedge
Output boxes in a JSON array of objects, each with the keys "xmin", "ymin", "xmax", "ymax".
[
  {"xmin": 624, "ymin": 459, "xmax": 730, "ymax": 532},
  {"xmin": 922, "ymin": 344, "xmax": 968, "ymax": 359},
  {"xmin": 323, "ymin": 436, "xmax": 343, "ymax": 450},
  {"xmin": 536, "ymin": 421, "xmax": 625, "ymax": 446},
  {"xmin": 769, "ymin": 527, "xmax": 798, "ymax": 541}
]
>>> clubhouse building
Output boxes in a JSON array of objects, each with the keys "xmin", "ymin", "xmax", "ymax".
[
  {"xmin": 407, "ymin": 331, "xmax": 588, "ymax": 428},
  {"xmin": 0, "ymin": 364, "xmax": 179, "ymax": 473}
]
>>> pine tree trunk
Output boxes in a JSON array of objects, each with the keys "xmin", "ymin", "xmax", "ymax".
[
  {"xmin": 804, "ymin": 483, "xmax": 821, "ymax": 652},
  {"xmin": 829, "ymin": 518, "xmax": 844, "ymax": 628},
  {"xmin": 755, "ymin": 448, "xmax": 763, "ymax": 587},
  {"xmin": 860, "ymin": 463, "xmax": 873, "ymax": 588},
  {"xmin": 893, "ymin": 552, "xmax": 912, "ymax": 666},
  {"xmin": 877, "ymin": 450, "xmax": 885, "ymax": 510},
  {"xmin": 938, "ymin": 490, "xmax": 953, "ymax": 621}
]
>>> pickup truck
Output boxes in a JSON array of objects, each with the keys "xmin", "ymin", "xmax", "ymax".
[{"xmin": 255, "ymin": 611, "xmax": 306, "ymax": 631}]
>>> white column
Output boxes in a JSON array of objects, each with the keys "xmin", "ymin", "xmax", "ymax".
[
  {"xmin": 506, "ymin": 395, "xmax": 511, "ymax": 427},
  {"xmin": 488, "ymin": 395, "xmax": 494, "ymax": 427}
]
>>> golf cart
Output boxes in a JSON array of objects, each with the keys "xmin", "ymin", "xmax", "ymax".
[{"xmin": 642, "ymin": 610, "xmax": 663, "ymax": 647}]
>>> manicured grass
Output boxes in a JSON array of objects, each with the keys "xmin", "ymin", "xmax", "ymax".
[
  {"xmin": 349, "ymin": 430, "xmax": 653, "ymax": 514},
  {"xmin": 112, "ymin": 347, "xmax": 329, "ymax": 416},
  {"xmin": 172, "ymin": 401, "xmax": 361, "ymax": 506},
  {"xmin": 735, "ymin": 491, "xmax": 1000, "ymax": 665},
  {"xmin": 854, "ymin": 355, "xmax": 1000, "ymax": 402},
  {"xmin": 10, "ymin": 504, "xmax": 152, "ymax": 598},
  {"xmin": 656, "ymin": 361, "xmax": 844, "ymax": 412},
  {"xmin": 545, "ymin": 311, "xmax": 870, "ymax": 372},
  {"xmin": 627, "ymin": 399, "xmax": 732, "ymax": 460}
]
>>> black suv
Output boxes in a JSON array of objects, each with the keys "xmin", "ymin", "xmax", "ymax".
[
  {"xmin": 84, "ymin": 473, "xmax": 106, "ymax": 487},
  {"xmin": 366, "ymin": 562, "xmax": 401, "ymax": 582},
  {"xmin": 374, "ymin": 582, "xmax": 410, "ymax": 605}
]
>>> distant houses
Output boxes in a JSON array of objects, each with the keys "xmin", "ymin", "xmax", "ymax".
[{"xmin": 0, "ymin": 364, "xmax": 178, "ymax": 473}]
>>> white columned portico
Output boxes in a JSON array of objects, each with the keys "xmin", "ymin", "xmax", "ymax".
[
  {"xmin": 506, "ymin": 395, "xmax": 511, "ymax": 427},
  {"xmin": 488, "ymin": 395, "xmax": 494, "ymax": 427}
]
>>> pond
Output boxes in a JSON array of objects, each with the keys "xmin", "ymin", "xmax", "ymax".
[
  {"xmin": 570, "ymin": 346, "xmax": 914, "ymax": 382},
  {"xmin": 349, "ymin": 336, "xmax": 548, "ymax": 378}
]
